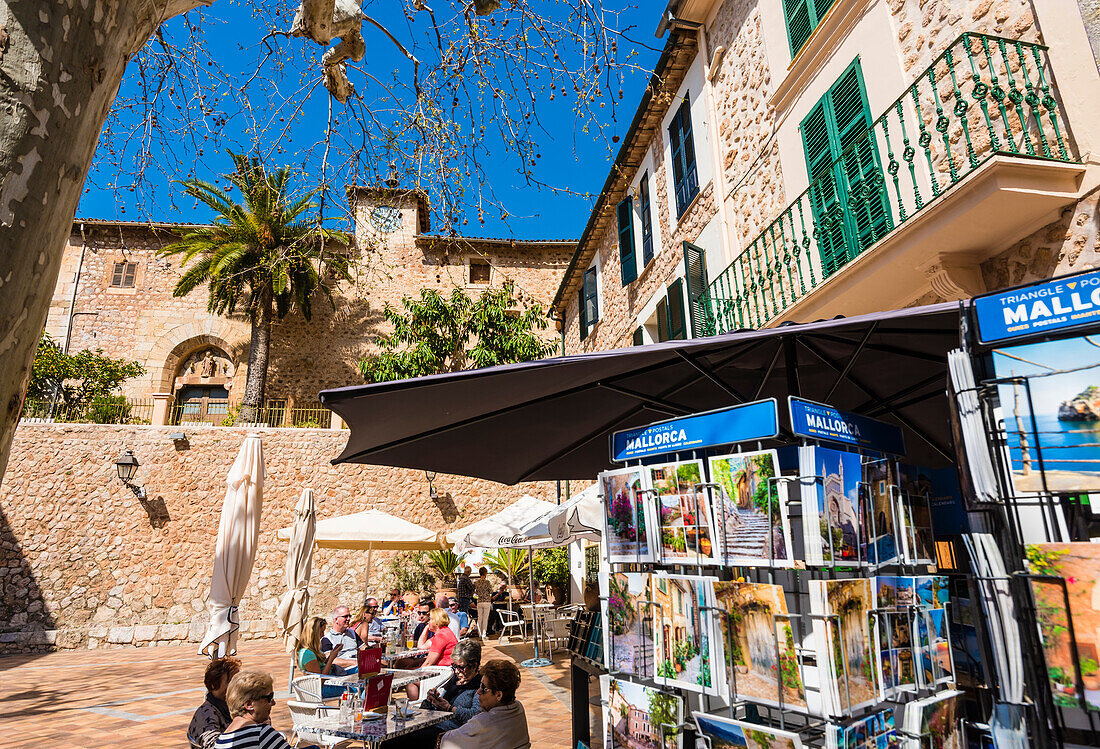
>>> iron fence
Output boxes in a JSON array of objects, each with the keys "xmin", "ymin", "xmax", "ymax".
[
  {"xmin": 21, "ymin": 398, "xmax": 154, "ymax": 425},
  {"xmin": 703, "ymin": 32, "xmax": 1076, "ymax": 335}
]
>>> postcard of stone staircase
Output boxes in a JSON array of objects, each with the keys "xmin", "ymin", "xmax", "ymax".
[
  {"xmin": 600, "ymin": 675, "xmax": 683, "ymax": 749},
  {"xmin": 603, "ymin": 572, "xmax": 658, "ymax": 681},
  {"xmin": 708, "ymin": 449, "xmax": 794, "ymax": 568},
  {"xmin": 693, "ymin": 711, "xmax": 805, "ymax": 749},
  {"xmin": 712, "ymin": 580, "xmax": 808, "ymax": 712},
  {"xmin": 600, "ymin": 465, "xmax": 659, "ymax": 564},
  {"xmin": 1025, "ymin": 542, "xmax": 1100, "ymax": 712},
  {"xmin": 647, "ymin": 459, "xmax": 719, "ymax": 565},
  {"xmin": 651, "ymin": 573, "xmax": 722, "ymax": 697},
  {"xmin": 800, "ymin": 446, "xmax": 864, "ymax": 565},
  {"xmin": 896, "ymin": 463, "xmax": 937, "ymax": 565}
]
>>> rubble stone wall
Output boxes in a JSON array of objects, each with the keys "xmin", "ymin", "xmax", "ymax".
[{"xmin": 0, "ymin": 423, "xmax": 555, "ymax": 652}]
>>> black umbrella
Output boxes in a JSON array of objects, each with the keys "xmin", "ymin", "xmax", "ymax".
[{"xmin": 321, "ymin": 302, "xmax": 963, "ymax": 483}]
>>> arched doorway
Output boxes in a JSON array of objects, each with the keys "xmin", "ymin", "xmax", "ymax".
[{"xmin": 172, "ymin": 347, "xmax": 235, "ymax": 425}]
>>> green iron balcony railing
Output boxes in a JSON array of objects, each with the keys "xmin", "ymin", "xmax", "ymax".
[{"xmin": 703, "ymin": 32, "xmax": 1076, "ymax": 335}]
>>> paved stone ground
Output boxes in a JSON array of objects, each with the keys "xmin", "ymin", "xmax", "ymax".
[{"xmin": 0, "ymin": 639, "xmax": 580, "ymax": 747}]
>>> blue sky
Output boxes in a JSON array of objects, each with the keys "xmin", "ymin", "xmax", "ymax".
[{"xmin": 78, "ymin": 1, "xmax": 663, "ymax": 240}]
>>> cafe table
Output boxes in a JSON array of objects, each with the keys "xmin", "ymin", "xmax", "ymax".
[
  {"xmin": 299, "ymin": 708, "xmax": 451, "ymax": 748},
  {"xmin": 327, "ymin": 668, "xmax": 426, "ymax": 692}
]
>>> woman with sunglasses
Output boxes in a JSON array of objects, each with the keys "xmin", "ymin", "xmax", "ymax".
[
  {"xmin": 439, "ymin": 659, "xmax": 530, "ymax": 749},
  {"xmin": 214, "ymin": 670, "xmax": 291, "ymax": 749},
  {"xmin": 382, "ymin": 640, "xmax": 483, "ymax": 748}
]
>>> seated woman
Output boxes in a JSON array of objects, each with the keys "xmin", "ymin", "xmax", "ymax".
[
  {"xmin": 405, "ymin": 608, "xmax": 457, "ymax": 702},
  {"xmin": 439, "ymin": 659, "xmax": 530, "ymax": 749},
  {"xmin": 215, "ymin": 670, "xmax": 291, "ymax": 749},
  {"xmin": 382, "ymin": 640, "xmax": 482, "ymax": 748},
  {"xmin": 188, "ymin": 656, "xmax": 241, "ymax": 749},
  {"xmin": 297, "ymin": 616, "xmax": 347, "ymax": 700}
]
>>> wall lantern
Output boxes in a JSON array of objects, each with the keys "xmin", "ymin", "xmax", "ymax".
[
  {"xmin": 115, "ymin": 449, "xmax": 147, "ymax": 499},
  {"xmin": 425, "ymin": 470, "xmax": 439, "ymax": 500}
]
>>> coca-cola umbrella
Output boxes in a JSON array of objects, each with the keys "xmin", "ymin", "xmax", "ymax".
[{"xmin": 447, "ymin": 494, "xmax": 561, "ymax": 667}]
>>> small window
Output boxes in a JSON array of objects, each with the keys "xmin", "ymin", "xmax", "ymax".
[
  {"xmin": 783, "ymin": 0, "xmax": 837, "ymax": 59},
  {"xmin": 617, "ymin": 197, "xmax": 636, "ymax": 286},
  {"xmin": 578, "ymin": 265, "xmax": 599, "ymax": 341},
  {"xmin": 633, "ymin": 327, "xmax": 644, "ymax": 346},
  {"xmin": 639, "ymin": 172, "xmax": 654, "ymax": 268},
  {"xmin": 668, "ymin": 97, "xmax": 699, "ymax": 218},
  {"xmin": 469, "ymin": 260, "xmax": 491, "ymax": 285},
  {"xmin": 667, "ymin": 278, "xmax": 687, "ymax": 340},
  {"xmin": 111, "ymin": 261, "xmax": 137, "ymax": 288}
]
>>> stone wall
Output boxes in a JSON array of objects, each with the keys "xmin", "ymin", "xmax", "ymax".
[{"xmin": 0, "ymin": 423, "xmax": 555, "ymax": 652}]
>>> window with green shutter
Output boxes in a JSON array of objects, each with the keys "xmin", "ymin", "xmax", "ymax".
[
  {"xmin": 632, "ymin": 327, "xmax": 644, "ymax": 346},
  {"xmin": 656, "ymin": 297, "xmax": 669, "ymax": 342},
  {"xmin": 783, "ymin": 0, "xmax": 836, "ymax": 59},
  {"xmin": 578, "ymin": 265, "xmax": 599, "ymax": 341},
  {"xmin": 617, "ymin": 198, "xmax": 637, "ymax": 285},
  {"xmin": 801, "ymin": 59, "xmax": 891, "ymax": 279},
  {"xmin": 682, "ymin": 242, "xmax": 709, "ymax": 338},
  {"xmin": 639, "ymin": 173, "xmax": 654, "ymax": 268},
  {"xmin": 668, "ymin": 97, "xmax": 699, "ymax": 218},
  {"xmin": 667, "ymin": 278, "xmax": 687, "ymax": 340}
]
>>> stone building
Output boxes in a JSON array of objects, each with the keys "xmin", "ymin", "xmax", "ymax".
[
  {"xmin": 551, "ymin": 0, "xmax": 1100, "ymax": 354},
  {"xmin": 0, "ymin": 187, "xmax": 573, "ymax": 652}
]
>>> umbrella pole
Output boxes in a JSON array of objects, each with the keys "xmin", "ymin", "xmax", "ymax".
[
  {"xmin": 521, "ymin": 546, "xmax": 549, "ymax": 668},
  {"xmin": 364, "ymin": 543, "xmax": 373, "ymax": 606}
]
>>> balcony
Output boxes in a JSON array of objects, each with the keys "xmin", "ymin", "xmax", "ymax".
[{"xmin": 703, "ymin": 33, "xmax": 1086, "ymax": 335}]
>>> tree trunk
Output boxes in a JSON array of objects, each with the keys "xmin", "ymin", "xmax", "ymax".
[
  {"xmin": 238, "ymin": 290, "xmax": 273, "ymax": 424},
  {"xmin": 0, "ymin": 0, "xmax": 208, "ymax": 486}
]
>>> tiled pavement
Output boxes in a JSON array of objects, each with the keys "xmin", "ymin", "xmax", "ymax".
[{"xmin": 0, "ymin": 639, "xmax": 586, "ymax": 747}]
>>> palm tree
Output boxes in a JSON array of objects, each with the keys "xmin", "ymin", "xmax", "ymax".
[
  {"xmin": 483, "ymin": 548, "xmax": 530, "ymax": 600},
  {"xmin": 160, "ymin": 153, "xmax": 352, "ymax": 423}
]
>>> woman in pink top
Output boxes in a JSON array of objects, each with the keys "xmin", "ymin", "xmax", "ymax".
[{"xmin": 407, "ymin": 608, "xmax": 457, "ymax": 701}]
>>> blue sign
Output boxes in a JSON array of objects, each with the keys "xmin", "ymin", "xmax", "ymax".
[
  {"xmin": 974, "ymin": 269, "xmax": 1100, "ymax": 344},
  {"xmin": 610, "ymin": 399, "xmax": 779, "ymax": 462},
  {"xmin": 788, "ymin": 397, "xmax": 906, "ymax": 455}
]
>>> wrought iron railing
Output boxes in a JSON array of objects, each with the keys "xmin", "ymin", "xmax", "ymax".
[
  {"xmin": 21, "ymin": 398, "xmax": 154, "ymax": 425},
  {"xmin": 171, "ymin": 399, "xmax": 332, "ymax": 428},
  {"xmin": 703, "ymin": 32, "xmax": 1076, "ymax": 335}
]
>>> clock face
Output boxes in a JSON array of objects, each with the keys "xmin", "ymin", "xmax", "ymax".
[{"xmin": 370, "ymin": 205, "xmax": 403, "ymax": 233}]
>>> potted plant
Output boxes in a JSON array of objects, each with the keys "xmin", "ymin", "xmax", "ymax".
[
  {"xmin": 483, "ymin": 548, "xmax": 530, "ymax": 599},
  {"xmin": 424, "ymin": 549, "xmax": 467, "ymax": 597},
  {"xmin": 532, "ymin": 547, "xmax": 569, "ymax": 604}
]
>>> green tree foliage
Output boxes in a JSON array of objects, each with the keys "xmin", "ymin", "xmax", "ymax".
[
  {"xmin": 25, "ymin": 333, "xmax": 145, "ymax": 422},
  {"xmin": 531, "ymin": 546, "xmax": 569, "ymax": 589},
  {"xmin": 385, "ymin": 551, "xmax": 437, "ymax": 596},
  {"xmin": 159, "ymin": 153, "xmax": 352, "ymax": 423},
  {"xmin": 646, "ymin": 690, "xmax": 678, "ymax": 740},
  {"xmin": 359, "ymin": 281, "xmax": 557, "ymax": 382}
]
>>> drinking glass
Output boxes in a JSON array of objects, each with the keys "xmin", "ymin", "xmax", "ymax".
[{"xmin": 394, "ymin": 697, "xmax": 409, "ymax": 722}]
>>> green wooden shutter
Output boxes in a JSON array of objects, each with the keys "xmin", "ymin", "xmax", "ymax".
[
  {"xmin": 583, "ymin": 266, "xmax": 599, "ymax": 327},
  {"xmin": 617, "ymin": 198, "xmax": 637, "ymax": 285},
  {"xmin": 669, "ymin": 98, "xmax": 699, "ymax": 217},
  {"xmin": 640, "ymin": 174, "xmax": 654, "ymax": 267},
  {"xmin": 667, "ymin": 278, "xmax": 687, "ymax": 340},
  {"xmin": 784, "ymin": 0, "xmax": 837, "ymax": 58},
  {"xmin": 683, "ymin": 242, "xmax": 709, "ymax": 338},
  {"xmin": 578, "ymin": 287, "xmax": 588, "ymax": 341},
  {"xmin": 831, "ymin": 64, "xmax": 891, "ymax": 252},
  {"xmin": 802, "ymin": 58, "xmax": 888, "ymax": 279},
  {"xmin": 633, "ymin": 327, "xmax": 644, "ymax": 346},
  {"xmin": 656, "ymin": 298, "xmax": 669, "ymax": 342}
]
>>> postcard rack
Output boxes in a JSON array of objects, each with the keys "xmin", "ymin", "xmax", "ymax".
[
  {"xmin": 950, "ymin": 304, "xmax": 1100, "ymax": 748},
  {"xmin": 592, "ymin": 420, "xmax": 978, "ymax": 749}
]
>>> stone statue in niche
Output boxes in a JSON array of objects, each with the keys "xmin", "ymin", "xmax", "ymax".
[
  {"xmin": 200, "ymin": 351, "xmax": 216, "ymax": 377},
  {"xmin": 179, "ymin": 348, "xmax": 234, "ymax": 383}
]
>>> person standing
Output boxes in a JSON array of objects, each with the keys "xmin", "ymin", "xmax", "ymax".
[
  {"xmin": 456, "ymin": 565, "xmax": 475, "ymax": 617},
  {"xmin": 473, "ymin": 567, "xmax": 494, "ymax": 638}
]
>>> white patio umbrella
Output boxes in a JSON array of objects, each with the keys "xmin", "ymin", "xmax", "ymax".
[
  {"xmin": 447, "ymin": 494, "xmax": 559, "ymax": 667},
  {"xmin": 275, "ymin": 488, "xmax": 316, "ymax": 654},
  {"xmin": 276, "ymin": 508, "xmax": 448, "ymax": 601},
  {"xmin": 200, "ymin": 433, "xmax": 265, "ymax": 658},
  {"xmin": 514, "ymin": 482, "xmax": 601, "ymax": 547}
]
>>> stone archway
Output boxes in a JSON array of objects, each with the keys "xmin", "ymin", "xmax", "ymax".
[{"xmin": 143, "ymin": 321, "xmax": 250, "ymax": 394}]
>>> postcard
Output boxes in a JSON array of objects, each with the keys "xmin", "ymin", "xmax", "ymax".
[
  {"xmin": 652, "ymin": 573, "xmax": 722, "ymax": 696},
  {"xmin": 649, "ymin": 460, "xmax": 717, "ymax": 564},
  {"xmin": 694, "ymin": 712, "xmax": 805, "ymax": 749},
  {"xmin": 863, "ymin": 457, "xmax": 900, "ymax": 565},
  {"xmin": 712, "ymin": 581, "xmax": 806, "ymax": 710},
  {"xmin": 603, "ymin": 572, "xmax": 656, "ymax": 680},
  {"xmin": 1026, "ymin": 542, "xmax": 1100, "ymax": 711},
  {"xmin": 902, "ymin": 690, "xmax": 962, "ymax": 749},
  {"xmin": 801, "ymin": 447, "xmax": 864, "ymax": 563},
  {"xmin": 812, "ymin": 578, "xmax": 877, "ymax": 715},
  {"xmin": 709, "ymin": 449, "xmax": 794, "ymax": 567},
  {"xmin": 601, "ymin": 676, "xmax": 683, "ymax": 749},
  {"xmin": 600, "ymin": 466, "xmax": 658, "ymax": 564},
  {"xmin": 991, "ymin": 337, "xmax": 1100, "ymax": 494}
]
